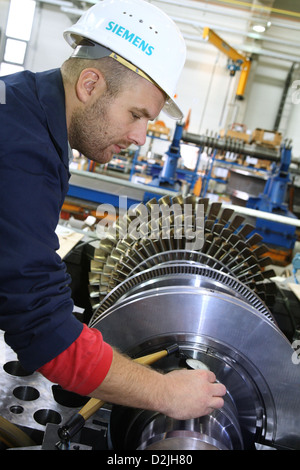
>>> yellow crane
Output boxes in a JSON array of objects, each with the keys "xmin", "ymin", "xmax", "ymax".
[{"xmin": 203, "ymin": 27, "xmax": 251, "ymax": 99}]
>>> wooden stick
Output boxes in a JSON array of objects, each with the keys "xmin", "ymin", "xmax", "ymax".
[{"xmin": 78, "ymin": 345, "xmax": 178, "ymax": 421}]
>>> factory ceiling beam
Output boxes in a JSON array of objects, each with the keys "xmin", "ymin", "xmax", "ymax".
[
  {"xmin": 156, "ymin": 0, "xmax": 300, "ymax": 31},
  {"xmin": 52, "ymin": 1, "xmax": 300, "ymax": 64},
  {"xmin": 172, "ymin": 14, "xmax": 300, "ymax": 50}
]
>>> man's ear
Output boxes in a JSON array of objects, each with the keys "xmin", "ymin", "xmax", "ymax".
[{"xmin": 75, "ymin": 68, "xmax": 106, "ymax": 103}]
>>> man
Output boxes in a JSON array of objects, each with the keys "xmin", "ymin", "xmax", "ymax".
[{"xmin": 0, "ymin": 0, "xmax": 226, "ymax": 422}]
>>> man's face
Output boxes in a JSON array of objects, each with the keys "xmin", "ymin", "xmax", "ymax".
[{"xmin": 68, "ymin": 76, "xmax": 166, "ymax": 164}]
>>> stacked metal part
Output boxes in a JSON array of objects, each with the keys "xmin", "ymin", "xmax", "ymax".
[
  {"xmin": 88, "ymin": 195, "xmax": 276, "ymax": 313},
  {"xmin": 88, "ymin": 195, "xmax": 300, "ymax": 450}
]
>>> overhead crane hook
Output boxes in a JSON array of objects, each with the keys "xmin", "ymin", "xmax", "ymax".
[{"xmin": 202, "ymin": 27, "xmax": 252, "ymax": 99}]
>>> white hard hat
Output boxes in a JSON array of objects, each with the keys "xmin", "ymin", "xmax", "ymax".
[{"xmin": 63, "ymin": 0, "xmax": 186, "ymax": 119}]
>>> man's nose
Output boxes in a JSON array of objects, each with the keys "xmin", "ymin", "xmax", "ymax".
[{"xmin": 128, "ymin": 120, "xmax": 148, "ymax": 147}]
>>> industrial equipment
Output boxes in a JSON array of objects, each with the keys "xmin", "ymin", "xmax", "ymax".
[
  {"xmin": 246, "ymin": 142, "xmax": 297, "ymax": 250},
  {"xmin": 202, "ymin": 27, "xmax": 252, "ymax": 99},
  {"xmin": 182, "ymin": 131, "xmax": 299, "ymax": 257},
  {"xmin": 147, "ymin": 122, "xmax": 184, "ymax": 191},
  {"xmin": 1, "ymin": 196, "xmax": 300, "ymax": 450},
  {"xmin": 293, "ymin": 253, "xmax": 300, "ymax": 284},
  {"xmin": 86, "ymin": 195, "xmax": 300, "ymax": 450}
]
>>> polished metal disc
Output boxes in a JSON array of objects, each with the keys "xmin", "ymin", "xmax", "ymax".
[
  {"xmin": 186, "ymin": 358, "xmax": 210, "ymax": 371},
  {"xmin": 88, "ymin": 197, "xmax": 300, "ymax": 450}
]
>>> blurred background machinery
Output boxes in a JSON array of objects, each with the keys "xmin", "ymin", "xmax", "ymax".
[{"xmin": 65, "ymin": 123, "xmax": 300, "ymax": 263}]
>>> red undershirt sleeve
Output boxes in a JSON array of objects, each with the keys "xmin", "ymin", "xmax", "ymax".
[{"xmin": 37, "ymin": 324, "xmax": 113, "ymax": 396}]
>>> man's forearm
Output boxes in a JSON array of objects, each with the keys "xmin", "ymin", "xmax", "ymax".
[
  {"xmin": 88, "ymin": 348, "xmax": 165, "ymax": 411},
  {"xmin": 89, "ymin": 348, "xmax": 227, "ymax": 421}
]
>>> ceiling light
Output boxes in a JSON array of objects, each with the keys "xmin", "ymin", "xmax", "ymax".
[{"xmin": 252, "ymin": 24, "xmax": 266, "ymax": 33}]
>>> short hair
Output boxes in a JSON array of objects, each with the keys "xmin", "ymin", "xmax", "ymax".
[{"xmin": 61, "ymin": 56, "xmax": 139, "ymax": 97}]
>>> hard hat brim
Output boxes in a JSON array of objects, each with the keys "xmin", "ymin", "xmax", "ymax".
[
  {"xmin": 69, "ymin": 41, "xmax": 183, "ymax": 120},
  {"xmin": 163, "ymin": 98, "xmax": 183, "ymax": 120}
]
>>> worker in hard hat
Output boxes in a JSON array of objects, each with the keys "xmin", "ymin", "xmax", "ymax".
[{"xmin": 0, "ymin": 0, "xmax": 226, "ymax": 421}]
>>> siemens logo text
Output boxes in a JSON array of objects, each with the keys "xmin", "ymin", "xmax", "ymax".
[{"xmin": 105, "ymin": 21, "xmax": 154, "ymax": 56}]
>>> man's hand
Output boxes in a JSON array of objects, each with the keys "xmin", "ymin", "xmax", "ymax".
[
  {"xmin": 159, "ymin": 368, "xmax": 226, "ymax": 420},
  {"xmin": 90, "ymin": 348, "xmax": 226, "ymax": 420}
]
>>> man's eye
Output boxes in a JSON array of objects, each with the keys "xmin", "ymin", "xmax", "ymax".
[{"xmin": 131, "ymin": 112, "xmax": 141, "ymax": 120}]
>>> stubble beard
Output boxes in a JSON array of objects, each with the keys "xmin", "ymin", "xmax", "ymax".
[{"xmin": 68, "ymin": 95, "xmax": 115, "ymax": 164}]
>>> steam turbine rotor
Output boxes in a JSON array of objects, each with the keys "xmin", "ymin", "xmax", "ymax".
[{"xmin": 88, "ymin": 196, "xmax": 300, "ymax": 450}]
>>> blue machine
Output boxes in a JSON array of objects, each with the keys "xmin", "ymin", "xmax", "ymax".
[
  {"xmin": 246, "ymin": 144, "xmax": 297, "ymax": 250},
  {"xmin": 145, "ymin": 126, "xmax": 297, "ymax": 251},
  {"xmin": 293, "ymin": 253, "xmax": 300, "ymax": 284},
  {"xmin": 143, "ymin": 123, "xmax": 184, "ymax": 202},
  {"xmin": 148, "ymin": 123, "xmax": 184, "ymax": 190}
]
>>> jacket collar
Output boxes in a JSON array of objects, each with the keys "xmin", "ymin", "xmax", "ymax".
[{"xmin": 35, "ymin": 69, "xmax": 69, "ymax": 170}]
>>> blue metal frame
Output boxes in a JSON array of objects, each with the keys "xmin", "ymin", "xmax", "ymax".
[
  {"xmin": 247, "ymin": 145, "xmax": 297, "ymax": 249},
  {"xmin": 293, "ymin": 253, "xmax": 300, "ymax": 284},
  {"xmin": 67, "ymin": 184, "xmax": 141, "ymax": 208}
]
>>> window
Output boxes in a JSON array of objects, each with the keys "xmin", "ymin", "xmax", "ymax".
[
  {"xmin": 6, "ymin": 0, "xmax": 36, "ymax": 41},
  {"xmin": 0, "ymin": 0, "xmax": 36, "ymax": 76},
  {"xmin": 4, "ymin": 38, "xmax": 27, "ymax": 64}
]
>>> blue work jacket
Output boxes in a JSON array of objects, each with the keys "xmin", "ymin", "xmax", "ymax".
[{"xmin": 0, "ymin": 69, "xmax": 83, "ymax": 372}]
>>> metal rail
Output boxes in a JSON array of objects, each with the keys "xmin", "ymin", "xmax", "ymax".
[{"xmin": 182, "ymin": 131, "xmax": 299, "ymax": 163}]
